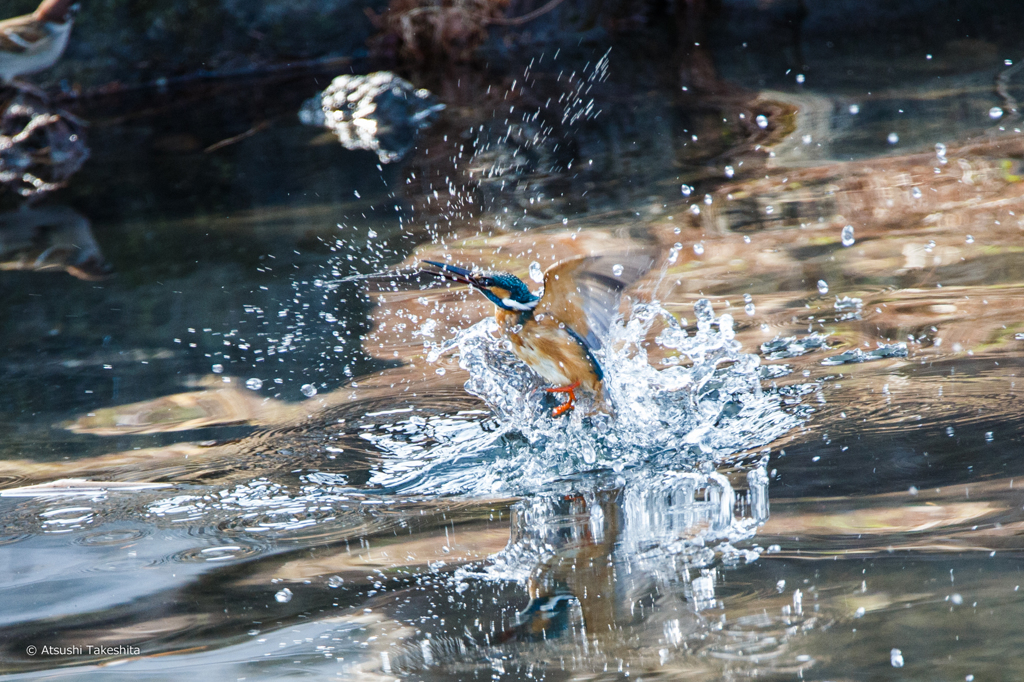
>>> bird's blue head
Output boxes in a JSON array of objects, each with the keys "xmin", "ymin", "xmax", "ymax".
[{"xmin": 422, "ymin": 261, "xmax": 539, "ymax": 312}]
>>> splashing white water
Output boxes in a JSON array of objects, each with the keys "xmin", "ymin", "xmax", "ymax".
[{"xmin": 364, "ymin": 299, "xmax": 798, "ymax": 496}]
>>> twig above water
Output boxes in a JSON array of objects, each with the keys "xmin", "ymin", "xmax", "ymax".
[
  {"xmin": 204, "ymin": 120, "xmax": 270, "ymax": 153},
  {"xmin": 487, "ymin": 0, "xmax": 568, "ymax": 26}
]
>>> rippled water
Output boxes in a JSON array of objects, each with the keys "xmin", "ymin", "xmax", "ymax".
[{"xmin": 4, "ymin": 8, "xmax": 1024, "ymax": 680}]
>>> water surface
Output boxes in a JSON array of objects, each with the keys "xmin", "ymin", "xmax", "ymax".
[{"xmin": 2, "ymin": 18, "xmax": 1024, "ymax": 681}]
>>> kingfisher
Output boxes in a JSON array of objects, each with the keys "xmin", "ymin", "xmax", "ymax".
[{"xmin": 422, "ymin": 254, "xmax": 653, "ymax": 417}]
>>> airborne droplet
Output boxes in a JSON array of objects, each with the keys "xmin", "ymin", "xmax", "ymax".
[
  {"xmin": 246, "ymin": 378, "xmax": 263, "ymax": 390},
  {"xmin": 756, "ymin": 114, "xmax": 768, "ymax": 129},
  {"xmin": 301, "ymin": 384, "xmax": 317, "ymax": 397},
  {"xmin": 817, "ymin": 280, "xmax": 829, "ymax": 294},
  {"xmin": 841, "ymin": 225, "xmax": 855, "ymax": 247},
  {"xmin": 612, "ymin": 264, "xmax": 624, "ymax": 276},
  {"xmin": 529, "ymin": 261, "xmax": 544, "ymax": 283}
]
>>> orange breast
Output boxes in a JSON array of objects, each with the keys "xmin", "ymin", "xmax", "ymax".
[{"xmin": 495, "ymin": 308, "xmax": 601, "ymax": 393}]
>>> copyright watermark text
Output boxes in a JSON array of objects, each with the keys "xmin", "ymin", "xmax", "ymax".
[{"xmin": 26, "ymin": 644, "xmax": 141, "ymax": 657}]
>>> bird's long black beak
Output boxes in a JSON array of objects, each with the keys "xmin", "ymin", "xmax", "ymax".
[{"xmin": 421, "ymin": 260, "xmax": 480, "ymax": 286}]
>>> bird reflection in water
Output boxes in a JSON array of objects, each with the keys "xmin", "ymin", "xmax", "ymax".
[
  {"xmin": 0, "ymin": 205, "xmax": 110, "ymax": 280},
  {"xmin": 472, "ymin": 467, "xmax": 770, "ymax": 656}
]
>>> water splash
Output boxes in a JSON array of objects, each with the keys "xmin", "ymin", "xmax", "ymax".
[
  {"xmin": 761, "ymin": 333, "xmax": 830, "ymax": 360},
  {"xmin": 822, "ymin": 342, "xmax": 908, "ymax": 365},
  {"xmin": 367, "ymin": 299, "xmax": 799, "ymax": 496},
  {"xmin": 481, "ymin": 464, "xmax": 769, "ymax": 585}
]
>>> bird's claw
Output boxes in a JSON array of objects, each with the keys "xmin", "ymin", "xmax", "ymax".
[{"xmin": 545, "ymin": 381, "xmax": 580, "ymax": 418}]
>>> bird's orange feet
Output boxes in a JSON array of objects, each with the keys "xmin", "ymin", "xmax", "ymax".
[{"xmin": 546, "ymin": 381, "xmax": 580, "ymax": 418}]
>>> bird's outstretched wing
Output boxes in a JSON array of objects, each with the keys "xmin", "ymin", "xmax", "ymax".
[
  {"xmin": 0, "ymin": 16, "xmax": 49, "ymax": 55},
  {"xmin": 535, "ymin": 253, "xmax": 654, "ymax": 350}
]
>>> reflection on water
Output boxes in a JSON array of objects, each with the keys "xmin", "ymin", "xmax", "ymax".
[
  {"xmin": 300, "ymin": 72, "xmax": 445, "ymax": 163},
  {"xmin": 0, "ymin": 91, "xmax": 89, "ymax": 199},
  {"xmin": 0, "ymin": 206, "xmax": 110, "ymax": 280},
  {"xmin": 5, "ymin": 9, "xmax": 1024, "ymax": 680}
]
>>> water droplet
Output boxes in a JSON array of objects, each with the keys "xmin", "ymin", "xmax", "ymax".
[
  {"xmin": 848, "ymin": 104, "xmax": 860, "ymax": 115},
  {"xmin": 801, "ymin": 134, "xmax": 812, "ymax": 145},
  {"xmin": 925, "ymin": 240, "xmax": 935, "ymax": 253},
  {"xmin": 694, "ymin": 299, "xmax": 714, "ymax": 326},
  {"xmin": 693, "ymin": 242, "xmax": 705, "ymax": 256},
  {"xmin": 966, "ymin": 234, "xmax": 974, "ymax": 244},
  {"xmin": 756, "ymin": 114, "xmax": 768, "ymax": 129},
  {"xmin": 854, "ymin": 606, "xmax": 865, "ymax": 618},
  {"xmin": 989, "ymin": 106, "xmax": 1004, "ymax": 120},
  {"xmin": 529, "ymin": 261, "xmax": 544, "ymax": 283},
  {"xmin": 935, "ymin": 142, "xmax": 947, "ymax": 157},
  {"xmin": 704, "ymin": 194, "xmax": 713, "ymax": 205},
  {"xmin": 724, "ymin": 165, "xmax": 735, "ymax": 178},
  {"xmin": 562, "ymin": 217, "xmax": 568, "ymax": 225},
  {"xmin": 946, "ymin": 426, "xmax": 955, "ymax": 437},
  {"xmin": 435, "ymin": 367, "xmax": 446, "ymax": 376},
  {"xmin": 796, "ymin": 73, "xmax": 805, "ymax": 84},
  {"xmin": 612, "ymin": 264, "xmax": 624, "ymax": 276},
  {"xmin": 367, "ymin": 228, "xmax": 378, "ymax": 239},
  {"xmin": 817, "ymin": 280, "xmax": 829, "ymax": 294},
  {"xmin": 764, "ymin": 205, "xmax": 774, "ymax": 214},
  {"xmin": 301, "ymin": 384, "xmax": 317, "ymax": 398},
  {"xmin": 328, "ymin": 576, "xmax": 345, "ymax": 588},
  {"xmin": 891, "ymin": 648, "xmax": 904, "ymax": 668},
  {"xmin": 745, "ymin": 302, "xmax": 756, "ymax": 316},
  {"xmin": 246, "ymin": 378, "xmax": 263, "ymax": 391},
  {"xmin": 887, "ymin": 132, "xmax": 899, "ymax": 145},
  {"xmin": 275, "ymin": 588, "xmax": 293, "ymax": 603},
  {"xmin": 985, "ymin": 431, "xmax": 994, "ymax": 443},
  {"xmin": 690, "ymin": 204, "xmax": 701, "ymax": 215},
  {"xmin": 211, "ymin": 364, "xmax": 224, "ymax": 374},
  {"xmin": 951, "ymin": 593, "xmax": 963, "ymax": 605},
  {"xmin": 680, "ymin": 184, "xmax": 693, "ymax": 196},
  {"xmin": 841, "ymin": 225, "xmax": 855, "ymax": 247},
  {"xmin": 911, "ymin": 187, "xmax": 922, "ymax": 199},
  {"xmin": 743, "ymin": 235, "xmax": 751, "ymax": 243}
]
